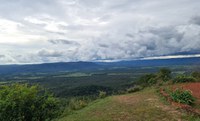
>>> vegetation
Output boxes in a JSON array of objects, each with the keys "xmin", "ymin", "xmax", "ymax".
[
  {"xmin": 192, "ymin": 71, "xmax": 200, "ymax": 80},
  {"xmin": 67, "ymin": 98, "xmax": 88, "ymax": 110},
  {"xmin": 174, "ymin": 74, "xmax": 196, "ymax": 83},
  {"xmin": 0, "ymin": 66, "xmax": 199, "ymax": 120},
  {"xmin": 137, "ymin": 68, "xmax": 172, "ymax": 86},
  {"xmin": 126, "ymin": 85, "xmax": 143, "ymax": 93},
  {"xmin": 58, "ymin": 68, "xmax": 200, "ymax": 120},
  {"xmin": 58, "ymin": 88, "xmax": 196, "ymax": 121},
  {"xmin": 0, "ymin": 84, "xmax": 61, "ymax": 121},
  {"xmin": 170, "ymin": 88, "xmax": 195, "ymax": 105},
  {"xmin": 58, "ymin": 85, "xmax": 111, "ymax": 98},
  {"xmin": 157, "ymin": 68, "xmax": 171, "ymax": 82},
  {"xmin": 137, "ymin": 73, "xmax": 157, "ymax": 86},
  {"xmin": 98, "ymin": 91, "xmax": 107, "ymax": 98}
]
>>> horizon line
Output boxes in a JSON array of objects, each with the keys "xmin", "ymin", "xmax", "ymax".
[{"xmin": 0, "ymin": 54, "xmax": 199, "ymax": 66}]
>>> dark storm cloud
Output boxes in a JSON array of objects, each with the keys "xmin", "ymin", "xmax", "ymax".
[
  {"xmin": 0, "ymin": 55, "xmax": 5, "ymax": 58},
  {"xmin": 190, "ymin": 16, "xmax": 200, "ymax": 25},
  {"xmin": 48, "ymin": 39, "xmax": 80, "ymax": 45},
  {"xmin": 89, "ymin": 21, "xmax": 200, "ymax": 60},
  {"xmin": 149, "ymin": 26, "xmax": 184, "ymax": 42},
  {"xmin": 98, "ymin": 43, "xmax": 109, "ymax": 48}
]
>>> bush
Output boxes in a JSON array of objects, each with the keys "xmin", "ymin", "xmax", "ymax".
[
  {"xmin": 137, "ymin": 74, "xmax": 157, "ymax": 86},
  {"xmin": 0, "ymin": 84, "xmax": 61, "ymax": 121},
  {"xmin": 170, "ymin": 88, "xmax": 195, "ymax": 105},
  {"xmin": 98, "ymin": 91, "xmax": 107, "ymax": 98},
  {"xmin": 68, "ymin": 98, "xmax": 88, "ymax": 110},
  {"xmin": 126, "ymin": 85, "xmax": 143, "ymax": 93},
  {"xmin": 174, "ymin": 75, "xmax": 196, "ymax": 83},
  {"xmin": 158, "ymin": 68, "xmax": 171, "ymax": 82},
  {"xmin": 116, "ymin": 90, "xmax": 126, "ymax": 95},
  {"xmin": 192, "ymin": 71, "xmax": 200, "ymax": 80}
]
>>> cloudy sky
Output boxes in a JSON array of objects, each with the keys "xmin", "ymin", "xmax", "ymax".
[{"xmin": 0, "ymin": 0, "xmax": 200, "ymax": 64}]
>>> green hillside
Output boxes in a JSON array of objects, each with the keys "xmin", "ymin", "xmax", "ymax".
[{"xmin": 58, "ymin": 88, "xmax": 196, "ymax": 121}]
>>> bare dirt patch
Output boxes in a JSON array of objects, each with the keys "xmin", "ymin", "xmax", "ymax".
[
  {"xmin": 161, "ymin": 83, "xmax": 200, "ymax": 116},
  {"xmin": 113, "ymin": 89, "xmax": 184, "ymax": 120},
  {"xmin": 173, "ymin": 82, "xmax": 200, "ymax": 102},
  {"xmin": 181, "ymin": 83, "xmax": 200, "ymax": 100}
]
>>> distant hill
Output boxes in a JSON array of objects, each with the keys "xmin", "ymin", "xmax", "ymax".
[
  {"xmin": 0, "ymin": 62, "xmax": 100, "ymax": 75},
  {"xmin": 168, "ymin": 51, "xmax": 200, "ymax": 56},
  {"xmin": 0, "ymin": 57, "xmax": 199, "ymax": 75},
  {"xmin": 100, "ymin": 57, "xmax": 200, "ymax": 67}
]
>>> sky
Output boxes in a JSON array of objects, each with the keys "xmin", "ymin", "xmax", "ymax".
[{"xmin": 0, "ymin": 0, "xmax": 200, "ymax": 64}]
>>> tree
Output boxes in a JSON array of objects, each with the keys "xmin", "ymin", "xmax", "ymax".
[
  {"xmin": 192, "ymin": 71, "xmax": 200, "ymax": 79},
  {"xmin": 158, "ymin": 68, "xmax": 171, "ymax": 81},
  {"xmin": 138, "ymin": 74, "xmax": 157, "ymax": 86},
  {"xmin": 0, "ymin": 84, "xmax": 61, "ymax": 121},
  {"xmin": 174, "ymin": 74, "xmax": 196, "ymax": 83}
]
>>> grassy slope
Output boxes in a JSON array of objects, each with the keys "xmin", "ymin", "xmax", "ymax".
[{"xmin": 58, "ymin": 88, "xmax": 197, "ymax": 121}]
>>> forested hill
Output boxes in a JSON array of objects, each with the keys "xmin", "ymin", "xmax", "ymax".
[
  {"xmin": 0, "ymin": 62, "xmax": 100, "ymax": 74},
  {"xmin": 0, "ymin": 57, "xmax": 199, "ymax": 75}
]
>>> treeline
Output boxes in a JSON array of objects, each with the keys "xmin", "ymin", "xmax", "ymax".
[{"xmin": 136, "ymin": 68, "xmax": 200, "ymax": 87}]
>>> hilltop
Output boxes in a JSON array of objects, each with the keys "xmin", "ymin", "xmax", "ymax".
[{"xmin": 58, "ymin": 88, "xmax": 196, "ymax": 121}]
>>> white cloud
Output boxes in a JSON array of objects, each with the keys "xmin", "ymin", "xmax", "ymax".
[
  {"xmin": 0, "ymin": 18, "xmax": 46, "ymax": 45},
  {"xmin": 0, "ymin": 0, "xmax": 200, "ymax": 64},
  {"xmin": 142, "ymin": 54, "xmax": 200, "ymax": 60},
  {"xmin": 37, "ymin": 49, "xmax": 64, "ymax": 57},
  {"xmin": 24, "ymin": 16, "xmax": 47, "ymax": 25}
]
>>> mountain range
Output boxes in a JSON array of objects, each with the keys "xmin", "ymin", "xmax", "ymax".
[{"xmin": 0, "ymin": 57, "xmax": 199, "ymax": 75}]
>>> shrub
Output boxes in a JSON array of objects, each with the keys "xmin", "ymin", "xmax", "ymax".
[
  {"xmin": 98, "ymin": 91, "xmax": 107, "ymax": 98},
  {"xmin": 148, "ymin": 78, "xmax": 157, "ymax": 85},
  {"xmin": 192, "ymin": 71, "xmax": 200, "ymax": 80},
  {"xmin": 137, "ymin": 74, "xmax": 157, "ymax": 86},
  {"xmin": 116, "ymin": 90, "xmax": 126, "ymax": 95},
  {"xmin": 158, "ymin": 68, "xmax": 171, "ymax": 82},
  {"xmin": 126, "ymin": 85, "xmax": 143, "ymax": 93},
  {"xmin": 0, "ymin": 83, "xmax": 61, "ymax": 121},
  {"xmin": 68, "ymin": 98, "xmax": 88, "ymax": 110},
  {"xmin": 170, "ymin": 88, "xmax": 195, "ymax": 105},
  {"xmin": 174, "ymin": 75, "xmax": 196, "ymax": 83}
]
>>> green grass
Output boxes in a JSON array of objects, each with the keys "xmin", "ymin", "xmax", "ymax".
[{"xmin": 57, "ymin": 88, "xmax": 198, "ymax": 121}]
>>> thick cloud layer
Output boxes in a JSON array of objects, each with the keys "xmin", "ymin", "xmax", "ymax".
[{"xmin": 0, "ymin": 0, "xmax": 200, "ymax": 64}]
